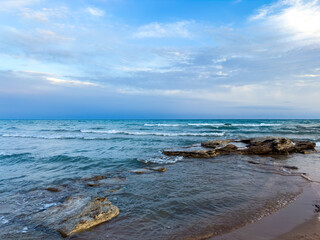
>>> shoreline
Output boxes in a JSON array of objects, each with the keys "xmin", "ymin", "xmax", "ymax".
[{"xmin": 212, "ymin": 182, "xmax": 320, "ymax": 240}]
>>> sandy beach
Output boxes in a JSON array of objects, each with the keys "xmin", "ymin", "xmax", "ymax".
[{"xmin": 213, "ymin": 183, "xmax": 320, "ymax": 240}]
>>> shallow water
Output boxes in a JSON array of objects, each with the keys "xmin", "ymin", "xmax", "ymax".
[{"xmin": 0, "ymin": 119, "xmax": 320, "ymax": 239}]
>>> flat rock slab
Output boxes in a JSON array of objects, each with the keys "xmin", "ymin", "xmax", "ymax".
[
  {"xmin": 163, "ymin": 136, "xmax": 316, "ymax": 159},
  {"xmin": 130, "ymin": 167, "xmax": 167, "ymax": 174},
  {"xmin": 34, "ymin": 196, "xmax": 119, "ymax": 237}
]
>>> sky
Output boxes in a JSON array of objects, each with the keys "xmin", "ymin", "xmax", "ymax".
[{"xmin": 0, "ymin": 0, "xmax": 320, "ymax": 119}]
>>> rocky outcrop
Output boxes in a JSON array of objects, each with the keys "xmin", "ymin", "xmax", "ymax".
[
  {"xmin": 34, "ymin": 196, "xmax": 119, "ymax": 237},
  {"xmin": 242, "ymin": 137, "xmax": 294, "ymax": 155},
  {"xmin": 201, "ymin": 139, "xmax": 230, "ymax": 148},
  {"xmin": 162, "ymin": 149, "xmax": 216, "ymax": 158},
  {"xmin": 162, "ymin": 136, "xmax": 316, "ymax": 159}
]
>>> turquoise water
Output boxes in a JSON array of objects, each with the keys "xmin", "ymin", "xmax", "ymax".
[{"xmin": 0, "ymin": 119, "xmax": 320, "ymax": 239}]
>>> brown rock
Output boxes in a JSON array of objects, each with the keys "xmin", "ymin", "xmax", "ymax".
[
  {"xmin": 45, "ymin": 187, "xmax": 61, "ymax": 192},
  {"xmin": 201, "ymin": 139, "xmax": 230, "ymax": 148},
  {"xmin": 216, "ymin": 144, "xmax": 238, "ymax": 155},
  {"xmin": 130, "ymin": 169, "xmax": 153, "ymax": 174},
  {"xmin": 292, "ymin": 140, "xmax": 316, "ymax": 153},
  {"xmin": 83, "ymin": 175, "xmax": 108, "ymax": 181},
  {"xmin": 163, "ymin": 149, "xmax": 216, "ymax": 158},
  {"xmin": 243, "ymin": 137, "xmax": 294, "ymax": 155},
  {"xmin": 162, "ymin": 137, "xmax": 316, "ymax": 159},
  {"xmin": 150, "ymin": 167, "xmax": 167, "ymax": 172},
  {"xmin": 86, "ymin": 183, "xmax": 100, "ymax": 187},
  {"xmin": 34, "ymin": 196, "xmax": 119, "ymax": 237}
]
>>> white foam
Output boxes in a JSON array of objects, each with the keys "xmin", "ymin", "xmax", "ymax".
[
  {"xmin": 43, "ymin": 203, "xmax": 58, "ymax": 209},
  {"xmin": 0, "ymin": 216, "xmax": 9, "ymax": 225},
  {"xmin": 139, "ymin": 156, "xmax": 183, "ymax": 164},
  {"xmin": 144, "ymin": 124, "xmax": 182, "ymax": 127},
  {"xmin": 81, "ymin": 130, "xmax": 225, "ymax": 137},
  {"xmin": 188, "ymin": 123, "xmax": 225, "ymax": 126},
  {"xmin": 231, "ymin": 123, "xmax": 281, "ymax": 127}
]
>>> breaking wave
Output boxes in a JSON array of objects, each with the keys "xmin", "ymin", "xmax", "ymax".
[{"xmin": 81, "ymin": 130, "xmax": 225, "ymax": 137}]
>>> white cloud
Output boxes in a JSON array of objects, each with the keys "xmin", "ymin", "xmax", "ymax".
[
  {"xmin": 0, "ymin": 0, "xmax": 41, "ymax": 12},
  {"xmin": 36, "ymin": 28, "xmax": 74, "ymax": 41},
  {"xmin": 86, "ymin": 7, "xmax": 105, "ymax": 17},
  {"xmin": 46, "ymin": 77, "xmax": 100, "ymax": 87},
  {"xmin": 19, "ymin": 7, "xmax": 68, "ymax": 21},
  {"xmin": 250, "ymin": 0, "xmax": 320, "ymax": 44},
  {"xmin": 133, "ymin": 21, "xmax": 192, "ymax": 38}
]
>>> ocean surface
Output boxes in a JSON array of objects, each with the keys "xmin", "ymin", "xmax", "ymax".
[{"xmin": 0, "ymin": 119, "xmax": 320, "ymax": 239}]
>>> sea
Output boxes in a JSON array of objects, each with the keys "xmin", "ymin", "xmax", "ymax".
[{"xmin": 0, "ymin": 119, "xmax": 320, "ymax": 239}]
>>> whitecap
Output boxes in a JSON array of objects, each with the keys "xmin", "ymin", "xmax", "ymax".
[
  {"xmin": 0, "ymin": 216, "xmax": 9, "ymax": 225},
  {"xmin": 188, "ymin": 123, "xmax": 225, "ymax": 126},
  {"xmin": 144, "ymin": 123, "xmax": 182, "ymax": 127},
  {"xmin": 81, "ymin": 130, "xmax": 225, "ymax": 137},
  {"xmin": 138, "ymin": 156, "xmax": 183, "ymax": 164}
]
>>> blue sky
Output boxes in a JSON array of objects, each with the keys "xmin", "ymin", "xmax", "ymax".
[{"xmin": 0, "ymin": 0, "xmax": 320, "ymax": 119}]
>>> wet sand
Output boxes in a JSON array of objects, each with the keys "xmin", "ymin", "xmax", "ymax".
[
  {"xmin": 212, "ymin": 183, "xmax": 320, "ymax": 240},
  {"xmin": 273, "ymin": 216, "xmax": 320, "ymax": 240}
]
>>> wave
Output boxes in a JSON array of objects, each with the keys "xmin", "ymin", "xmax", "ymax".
[
  {"xmin": 0, "ymin": 134, "xmax": 115, "ymax": 140},
  {"xmin": 188, "ymin": 123, "xmax": 282, "ymax": 127},
  {"xmin": 39, "ymin": 129, "xmax": 81, "ymax": 133},
  {"xmin": 0, "ymin": 152, "xmax": 31, "ymax": 158},
  {"xmin": 81, "ymin": 130, "xmax": 225, "ymax": 137},
  {"xmin": 138, "ymin": 156, "xmax": 183, "ymax": 164},
  {"xmin": 188, "ymin": 123, "xmax": 226, "ymax": 126},
  {"xmin": 144, "ymin": 123, "xmax": 182, "ymax": 127}
]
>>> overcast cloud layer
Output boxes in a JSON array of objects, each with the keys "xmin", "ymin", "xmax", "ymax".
[{"xmin": 0, "ymin": 0, "xmax": 320, "ymax": 118}]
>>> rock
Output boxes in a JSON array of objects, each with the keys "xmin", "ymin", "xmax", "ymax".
[
  {"xmin": 248, "ymin": 160, "xmax": 260, "ymax": 165},
  {"xmin": 201, "ymin": 140, "xmax": 230, "ymax": 148},
  {"xmin": 86, "ymin": 183, "xmax": 100, "ymax": 187},
  {"xmin": 281, "ymin": 165, "xmax": 298, "ymax": 170},
  {"xmin": 163, "ymin": 137, "xmax": 316, "ymax": 159},
  {"xmin": 34, "ymin": 196, "xmax": 119, "ymax": 237},
  {"xmin": 163, "ymin": 149, "xmax": 216, "ymax": 158},
  {"xmin": 292, "ymin": 140, "xmax": 316, "ymax": 150},
  {"xmin": 149, "ymin": 167, "xmax": 167, "ymax": 172},
  {"xmin": 243, "ymin": 137, "xmax": 294, "ymax": 155},
  {"xmin": 83, "ymin": 175, "xmax": 108, "ymax": 181},
  {"xmin": 130, "ymin": 169, "xmax": 153, "ymax": 174},
  {"xmin": 45, "ymin": 187, "xmax": 61, "ymax": 192},
  {"xmin": 315, "ymin": 204, "xmax": 320, "ymax": 213},
  {"xmin": 215, "ymin": 144, "xmax": 238, "ymax": 155}
]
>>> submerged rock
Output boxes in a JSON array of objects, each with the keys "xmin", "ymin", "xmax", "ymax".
[
  {"xmin": 130, "ymin": 169, "xmax": 153, "ymax": 174},
  {"xmin": 83, "ymin": 175, "xmax": 108, "ymax": 181},
  {"xmin": 86, "ymin": 183, "xmax": 100, "ymax": 187},
  {"xmin": 130, "ymin": 167, "xmax": 167, "ymax": 174},
  {"xmin": 34, "ymin": 196, "xmax": 119, "ymax": 237},
  {"xmin": 163, "ymin": 136, "xmax": 316, "ymax": 159},
  {"xmin": 149, "ymin": 167, "xmax": 167, "ymax": 172},
  {"xmin": 45, "ymin": 187, "xmax": 61, "ymax": 192}
]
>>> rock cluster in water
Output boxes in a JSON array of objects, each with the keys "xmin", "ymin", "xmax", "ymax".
[
  {"xmin": 34, "ymin": 196, "xmax": 119, "ymax": 237},
  {"xmin": 163, "ymin": 136, "xmax": 316, "ymax": 158}
]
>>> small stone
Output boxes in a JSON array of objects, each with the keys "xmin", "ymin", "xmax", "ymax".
[
  {"xmin": 150, "ymin": 167, "xmax": 167, "ymax": 172},
  {"xmin": 86, "ymin": 183, "xmax": 99, "ymax": 187},
  {"xmin": 45, "ymin": 187, "xmax": 61, "ymax": 192},
  {"xmin": 130, "ymin": 169, "xmax": 153, "ymax": 174}
]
